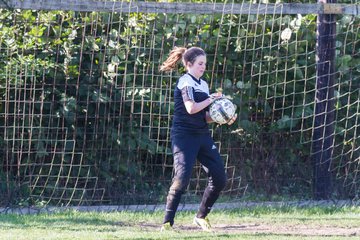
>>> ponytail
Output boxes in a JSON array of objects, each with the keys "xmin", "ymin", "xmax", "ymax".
[
  {"xmin": 160, "ymin": 46, "xmax": 206, "ymax": 73},
  {"xmin": 160, "ymin": 47, "xmax": 186, "ymax": 72}
]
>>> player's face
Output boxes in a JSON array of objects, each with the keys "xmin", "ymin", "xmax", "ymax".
[{"xmin": 187, "ymin": 55, "xmax": 206, "ymax": 79}]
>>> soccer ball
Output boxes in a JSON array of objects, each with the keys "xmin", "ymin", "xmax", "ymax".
[{"xmin": 209, "ymin": 98, "xmax": 236, "ymax": 125}]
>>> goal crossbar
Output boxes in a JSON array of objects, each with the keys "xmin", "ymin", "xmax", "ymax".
[{"xmin": 0, "ymin": 0, "xmax": 359, "ymax": 15}]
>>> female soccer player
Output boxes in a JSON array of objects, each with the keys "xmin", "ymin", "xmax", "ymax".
[{"xmin": 159, "ymin": 46, "xmax": 237, "ymax": 231}]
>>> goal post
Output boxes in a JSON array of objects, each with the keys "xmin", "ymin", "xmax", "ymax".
[{"xmin": 312, "ymin": 0, "xmax": 337, "ymax": 200}]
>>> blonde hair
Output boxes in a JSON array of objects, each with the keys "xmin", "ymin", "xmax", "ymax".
[{"xmin": 160, "ymin": 46, "xmax": 206, "ymax": 72}]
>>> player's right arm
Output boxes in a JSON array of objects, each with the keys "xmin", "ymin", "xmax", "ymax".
[{"xmin": 182, "ymin": 86, "xmax": 213, "ymax": 114}]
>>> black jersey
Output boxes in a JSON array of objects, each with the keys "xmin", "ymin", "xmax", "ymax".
[{"xmin": 171, "ymin": 73, "xmax": 210, "ymax": 134}]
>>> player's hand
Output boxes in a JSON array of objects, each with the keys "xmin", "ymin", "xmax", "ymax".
[
  {"xmin": 227, "ymin": 113, "xmax": 237, "ymax": 125},
  {"xmin": 209, "ymin": 92, "xmax": 223, "ymax": 101}
]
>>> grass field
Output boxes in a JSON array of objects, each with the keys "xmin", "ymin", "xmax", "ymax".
[{"xmin": 1, "ymin": 205, "xmax": 360, "ymax": 239}]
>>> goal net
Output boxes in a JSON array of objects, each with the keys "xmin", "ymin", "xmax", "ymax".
[{"xmin": 0, "ymin": 0, "xmax": 359, "ymax": 207}]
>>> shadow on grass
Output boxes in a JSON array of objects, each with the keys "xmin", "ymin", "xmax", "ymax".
[{"xmin": 0, "ymin": 210, "xmax": 136, "ymax": 231}]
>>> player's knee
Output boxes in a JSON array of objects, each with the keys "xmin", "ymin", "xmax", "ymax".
[
  {"xmin": 214, "ymin": 174, "xmax": 227, "ymax": 191},
  {"xmin": 169, "ymin": 178, "xmax": 188, "ymax": 195}
]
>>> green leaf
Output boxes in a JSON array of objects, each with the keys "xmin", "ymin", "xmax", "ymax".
[
  {"xmin": 29, "ymin": 26, "xmax": 46, "ymax": 37},
  {"xmin": 276, "ymin": 115, "xmax": 299, "ymax": 129},
  {"xmin": 223, "ymin": 79, "xmax": 232, "ymax": 89},
  {"xmin": 111, "ymin": 56, "xmax": 120, "ymax": 65}
]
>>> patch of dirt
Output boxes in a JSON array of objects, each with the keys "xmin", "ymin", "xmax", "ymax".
[
  {"xmin": 215, "ymin": 223, "xmax": 360, "ymax": 237},
  {"xmin": 139, "ymin": 222, "xmax": 360, "ymax": 237}
]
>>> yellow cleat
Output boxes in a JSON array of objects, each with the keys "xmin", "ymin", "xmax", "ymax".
[
  {"xmin": 160, "ymin": 222, "xmax": 172, "ymax": 232},
  {"xmin": 193, "ymin": 216, "xmax": 212, "ymax": 232}
]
